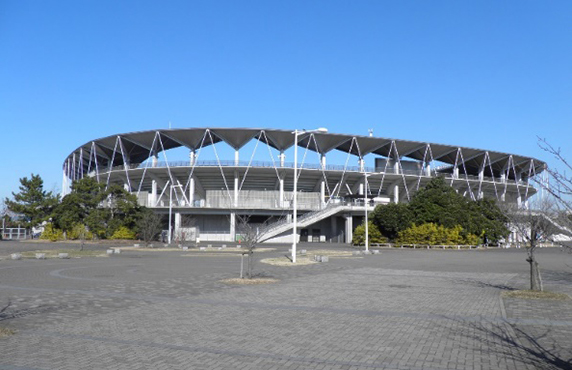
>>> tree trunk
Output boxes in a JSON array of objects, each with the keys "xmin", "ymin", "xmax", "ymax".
[
  {"xmin": 247, "ymin": 250, "xmax": 254, "ymax": 279},
  {"xmin": 527, "ymin": 248, "xmax": 543, "ymax": 291}
]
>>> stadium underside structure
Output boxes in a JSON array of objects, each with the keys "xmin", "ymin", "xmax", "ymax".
[{"xmin": 62, "ymin": 128, "xmax": 546, "ymax": 244}]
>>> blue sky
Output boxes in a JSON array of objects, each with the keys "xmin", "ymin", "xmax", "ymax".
[{"xmin": 1, "ymin": 0, "xmax": 571, "ymax": 200}]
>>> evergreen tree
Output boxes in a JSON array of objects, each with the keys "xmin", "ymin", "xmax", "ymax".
[{"xmin": 4, "ymin": 174, "xmax": 59, "ymax": 229}]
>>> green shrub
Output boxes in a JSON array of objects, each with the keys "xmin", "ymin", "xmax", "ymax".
[
  {"xmin": 396, "ymin": 223, "xmax": 480, "ymax": 245},
  {"xmin": 353, "ymin": 221, "xmax": 387, "ymax": 245},
  {"xmin": 110, "ymin": 226, "xmax": 136, "ymax": 240},
  {"xmin": 40, "ymin": 223, "xmax": 64, "ymax": 242},
  {"xmin": 67, "ymin": 224, "xmax": 93, "ymax": 240}
]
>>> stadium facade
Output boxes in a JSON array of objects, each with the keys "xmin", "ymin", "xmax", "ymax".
[{"xmin": 62, "ymin": 128, "xmax": 546, "ymax": 244}]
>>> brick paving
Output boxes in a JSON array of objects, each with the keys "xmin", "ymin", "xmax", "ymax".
[{"xmin": 0, "ymin": 241, "xmax": 571, "ymax": 369}]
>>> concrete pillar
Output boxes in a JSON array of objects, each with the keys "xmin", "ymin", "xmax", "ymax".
[
  {"xmin": 189, "ymin": 176, "xmax": 195, "ymax": 206},
  {"xmin": 425, "ymin": 162, "xmax": 431, "ymax": 177},
  {"xmin": 234, "ymin": 170, "xmax": 239, "ymax": 207},
  {"xmin": 279, "ymin": 151, "xmax": 285, "ymax": 167},
  {"xmin": 152, "ymin": 153, "xmax": 158, "ymax": 167},
  {"xmin": 394, "ymin": 159, "xmax": 400, "ymax": 174},
  {"xmin": 189, "ymin": 149, "xmax": 196, "ymax": 166},
  {"xmin": 359, "ymin": 183, "xmax": 364, "ymax": 196},
  {"xmin": 279, "ymin": 174, "xmax": 284, "ymax": 207},
  {"xmin": 454, "ymin": 167, "xmax": 459, "ymax": 179},
  {"xmin": 151, "ymin": 180, "xmax": 157, "ymax": 206},
  {"xmin": 345, "ymin": 214, "xmax": 353, "ymax": 244},
  {"xmin": 123, "ymin": 183, "xmax": 129, "ymax": 192},
  {"xmin": 331, "ymin": 216, "xmax": 338, "ymax": 241},
  {"xmin": 478, "ymin": 167, "xmax": 484, "ymax": 181},
  {"xmin": 320, "ymin": 180, "xmax": 325, "ymax": 208},
  {"xmin": 230, "ymin": 212, "xmax": 236, "ymax": 241},
  {"xmin": 234, "ymin": 150, "xmax": 239, "ymax": 166},
  {"xmin": 359, "ymin": 158, "xmax": 365, "ymax": 172},
  {"xmin": 321, "ymin": 154, "xmax": 326, "ymax": 168},
  {"xmin": 174, "ymin": 212, "xmax": 181, "ymax": 239},
  {"xmin": 393, "ymin": 185, "xmax": 399, "ymax": 204}
]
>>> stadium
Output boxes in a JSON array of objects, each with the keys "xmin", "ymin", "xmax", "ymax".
[{"xmin": 62, "ymin": 128, "xmax": 546, "ymax": 244}]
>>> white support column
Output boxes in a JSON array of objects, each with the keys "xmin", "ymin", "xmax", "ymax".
[
  {"xmin": 321, "ymin": 154, "xmax": 326, "ymax": 168},
  {"xmin": 189, "ymin": 149, "xmax": 196, "ymax": 166},
  {"xmin": 151, "ymin": 180, "xmax": 157, "ymax": 207},
  {"xmin": 453, "ymin": 167, "xmax": 459, "ymax": 179},
  {"xmin": 345, "ymin": 214, "xmax": 353, "ymax": 244},
  {"xmin": 359, "ymin": 183, "xmax": 364, "ymax": 196},
  {"xmin": 234, "ymin": 150, "xmax": 239, "ymax": 166},
  {"xmin": 393, "ymin": 185, "xmax": 399, "ymax": 204},
  {"xmin": 425, "ymin": 162, "xmax": 431, "ymax": 177},
  {"xmin": 234, "ymin": 170, "xmax": 239, "ymax": 207},
  {"xmin": 279, "ymin": 151, "xmax": 285, "ymax": 167},
  {"xmin": 320, "ymin": 180, "xmax": 326, "ymax": 208},
  {"xmin": 279, "ymin": 173, "xmax": 284, "ymax": 207},
  {"xmin": 189, "ymin": 176, "xmax": 195, "ymax": 206},
  {"xmin": 230, "ymin": 212, "xmax": 236, "ymax": 241},
  {"xmin": 152, "ymin": 152, "xmax": 158, "ymax": 167},
  {"xmin": 174, "ymin": 212, "xmax": 181, "ymax": 240}
]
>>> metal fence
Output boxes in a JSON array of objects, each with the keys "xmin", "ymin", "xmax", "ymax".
[{"xmin": 2, "ymin": 228, "xmax": 28, "ymax": 240}]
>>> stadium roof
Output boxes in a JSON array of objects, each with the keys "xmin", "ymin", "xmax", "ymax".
[{"xmin": 64, "ymin": 128, "xmax": 546, "ymax": 178}]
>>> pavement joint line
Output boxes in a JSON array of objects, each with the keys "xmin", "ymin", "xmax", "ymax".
[
  {"xmin": 2, "ymin": 283, "xmax": 571, "ymax": 328},
  {"xmin": 24, "ymin": 330, "xmax": 460, "ymax": 370},
  {"xmin": 48, "ymin": 265, "xmax": 144, "ymax": 283},
  {"xmin": 0, "ymin": 365, "xmax": 46, "ymax": 370}
]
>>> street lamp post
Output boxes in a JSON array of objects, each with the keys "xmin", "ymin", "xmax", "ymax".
[
  {"xmin": 292, "ymin": 127, "xmax": 328, "ymax": 263},
  {"xmin": 168, "ymin": 183, "xmax": 182, "ymax": 245},
  {"xmin": 364, "ymin": 173, "xmax": 372, "ymax": 252}
]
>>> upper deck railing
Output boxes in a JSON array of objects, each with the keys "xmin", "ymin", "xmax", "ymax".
[{"xmin": 91, "ymin": 159, "xmax": 529, "ymax": 185}]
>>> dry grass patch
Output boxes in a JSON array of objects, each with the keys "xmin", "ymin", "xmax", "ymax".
[
  {"xmin": 306, "ymin": 249, "xmax": 354, "ymax": 257},
  {"xmin": 260, "ymin": 256, "xmax": 318, "ymax": 266},
  {"xmin": 118, "ymin": 246, "xmax": 181, "ymax": 252},
  {"xmin": 20, "ymin": 250, "xmax": 108, "ymax": 258},
  {"xmin": 181, "ymin": 253, "xmax": 241, "ymax": 257},
  {"xmin": 502, "ymin": 290, "xmax": 570, "ymax": 301},
  {"xmin": 221, "ymin": 278, "xmax": 279, "ymax": 285},
  {"xmin": 0, "ymin": 327, "xmax": 15, "ymax": 338}
]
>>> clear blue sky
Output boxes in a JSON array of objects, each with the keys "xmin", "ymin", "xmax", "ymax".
[{"xmin": 1, "ymin": 0, "xmax": 570, "ymax": 200}]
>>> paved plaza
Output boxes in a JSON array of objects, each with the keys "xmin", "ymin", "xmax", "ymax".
[{"xmin": 0, "ymin": 241, "xmax": 571, "ymax": 370}]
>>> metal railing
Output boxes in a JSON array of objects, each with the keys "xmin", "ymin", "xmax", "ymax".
[{"xmin": 90, "ymin": 159, "xmax": 530, "ymax": 186}]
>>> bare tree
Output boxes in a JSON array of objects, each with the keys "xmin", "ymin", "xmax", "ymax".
[
  {"xmin": 0, "ymin": 199, "xmax": 6, "ymax": 240},
  {"xmin": 138, "ymin": 211, "xmax": 163, "ymax": 246},
  {"xmin": 537, "ymin": 138, "xmax": 572, "ymax": 236},
  {"xmin": 503, "ymin": 198, "xmax": 559, "ymax": 291},
  {"xmin": 235, "ymin": 214, "xmax": 277, "ymax": 279}
]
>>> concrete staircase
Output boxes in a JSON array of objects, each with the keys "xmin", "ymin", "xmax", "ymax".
[{"xmin": 259, "ymin": 203, "xmax": 348, "ymax": 242}]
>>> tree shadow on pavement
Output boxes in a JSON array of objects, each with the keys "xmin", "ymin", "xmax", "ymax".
[{"xmin": 444, "ymin": 317, "xmax": 571, "ymax": 370}]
